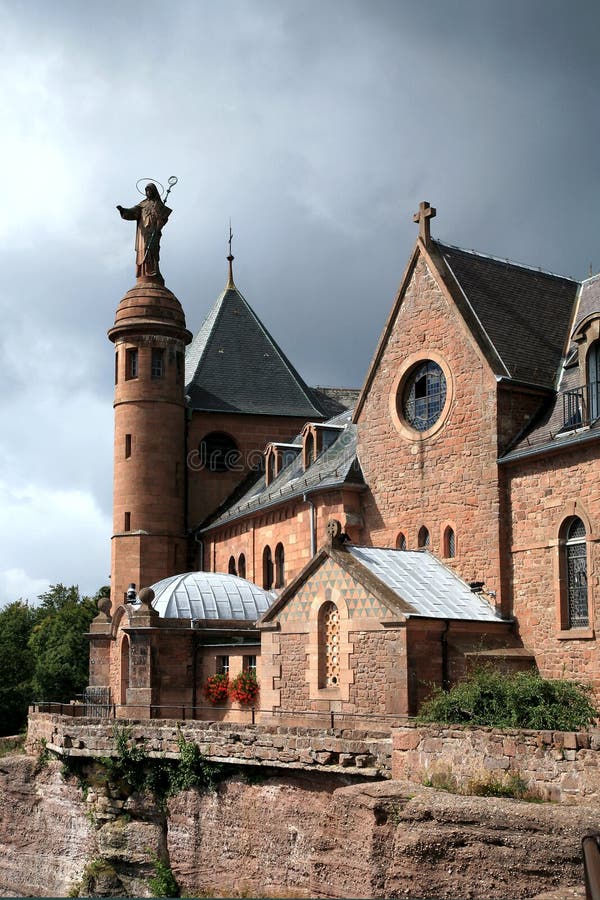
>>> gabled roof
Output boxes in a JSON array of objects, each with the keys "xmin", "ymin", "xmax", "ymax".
[
  {"xmin": 200, "ymin": 410, "xmax": 364, "ymax": 532},
  {"xmin": 185, "ymin": 280, "xmax": 324, "ymax": 417},
  {"xmin": 259, "ymin": 544, "xmax": 506, "ymax": 626},
  {"xmin": 437, "ymin": 243, "xmax": 579, "ymax": 389}
]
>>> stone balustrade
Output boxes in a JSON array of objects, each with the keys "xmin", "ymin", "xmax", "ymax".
[{"xmin": 26, "ymin": 712, "xmax": 392, "ymax": 777}]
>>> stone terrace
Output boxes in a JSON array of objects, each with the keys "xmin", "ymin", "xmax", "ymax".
[{"xmin": 27, "ymin": 712, "xmax": 392, "ymax": 778}]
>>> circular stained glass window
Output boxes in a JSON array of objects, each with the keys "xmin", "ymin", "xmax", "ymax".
[{"xmin": 402, "ymin": 360, "xmax": 447, "ymax": 432}]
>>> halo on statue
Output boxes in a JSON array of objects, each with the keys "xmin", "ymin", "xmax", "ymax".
[{"xmin": 136, "ymin": 177, "xmax": 165, "ymax": 197}]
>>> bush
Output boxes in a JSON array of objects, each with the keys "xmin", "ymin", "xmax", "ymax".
[
  {"xmin": 230, "ymin": 671, "xmax": 259, "ymax": 706},
  {"xmin": 418, "ymin": 668, "xmax": 597, "ymax": 730}
]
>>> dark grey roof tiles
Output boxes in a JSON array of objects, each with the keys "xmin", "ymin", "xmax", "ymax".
[
  {"xmin": 185, "ymin": 284, "xmax": 324, "ymax": 417},
  {"xmin": 574, "ymin": 274, "xmax": 600, "ymax": 332},
  {"xmin": 201, "ymin": 411, "xmax": 363, "ymax": 531},
  {"xmin": 310, "ymin": 386, "xmax": 360, "ymax": 417},
  {"xmin": 438, "ymin": 243, "xmax": 579, "ymax": 389}
]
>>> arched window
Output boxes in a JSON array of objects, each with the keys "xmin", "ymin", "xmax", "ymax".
[
  {"xmin": 418, "ymin": 526, "xmax": 430, "ymax": 548},
  {"xmin": 238, "ymin": 553, "xmax": 246, "ymax": 579},
  {"xmin": 275, "ymin": 542, "xmax": 285, "ymax": 588},
  {"xmin": 262, "ymin": 545, "xmax": 273, "ymax": 590},
  {"xmin": 587, "ymin": 341, "xmax": 600, "ymax": 422},
  {"xmin": 318, "ymin": 601, "xmax": 340, "ymax": 688},
  {"xmin": 199, "ymin": 432, "xmax": 240, "ymax": 473},
  {"xmin": 443, "ymin": 526, "xmax": 456, "ymax": 558},
  {"xmin": 396, "ymin": 532, "xmax": 407, "ymax": 550},
  {"xmin": 228, "ymin": 555, "xmax": 237, "ymax": 575},
  {"xmin": 120, "ymin": 635, "xmax": 130, "ymax": 706},
  {"xmin": 562, "ymin": 516, "xmax": 589, "ymax": 629},
  {"xmin": 304, "ymin": 431, "xmax": 315, "ymax": 469}
]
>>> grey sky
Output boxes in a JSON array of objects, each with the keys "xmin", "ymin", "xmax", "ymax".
[{"xmin": 0, "ymin": 0, "xmax": 598, "ymax": 602}]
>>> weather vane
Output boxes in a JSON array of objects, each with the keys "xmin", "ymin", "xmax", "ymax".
[{"xmin": 117, "ymin": 176, "xmax": 179, "ymax": 281}]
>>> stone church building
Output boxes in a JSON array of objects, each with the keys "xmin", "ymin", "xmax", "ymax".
[{"xmin": 88, "ymin": 200, "xmax": 600, "ymax": 719}]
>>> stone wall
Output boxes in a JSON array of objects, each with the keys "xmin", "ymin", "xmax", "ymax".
[
  {"xmin": 392, "ymin": 722, "xmax": 600, "ymax": 803},
  {"xmin": 26, "ymin": 713, "xmax": 392, "ymax": 778},
  {"xmin": 504, "ymin": 442, "xmax": 600, "ymax": 691},
  {"xmin": 356, "ymin": 253, "xmax": 507, "ymax": 611}
]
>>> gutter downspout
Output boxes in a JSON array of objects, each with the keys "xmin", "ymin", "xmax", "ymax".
[{"xmin": 303, "ymin": 493, "xmax": 316, "ymax": 557}]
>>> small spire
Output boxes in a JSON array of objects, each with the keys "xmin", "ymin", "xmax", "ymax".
[{"xmin": 226, "ymin": 219, "xmax": 236, "ymax": 289}]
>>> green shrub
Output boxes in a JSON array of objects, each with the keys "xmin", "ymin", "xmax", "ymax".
[
  {"xmin": 149, "ymin": 856, "xmax": 180, "ymax": 898},
  {"xmin": 418, "ymin": 668, "xmax": 597, "ymax": 730}
]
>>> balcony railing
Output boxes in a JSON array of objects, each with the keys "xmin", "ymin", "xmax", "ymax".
[{"xmin": 562, "ymin": 380, "xmax": 600, "ymax": 430}]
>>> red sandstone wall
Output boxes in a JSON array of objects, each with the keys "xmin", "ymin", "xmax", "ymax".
[
  {"xmin": 504, "ymin": 442, "xmax": 600, "ymax": 691},
  {"xmin": 356, "ymin": 254, "xmax": 506, "ymax": 606},
  {"xmin": 187, "ymin": 412, "xmax": 311, "ymax": 529},
  {"xmin": 204, "ymin": 489, "xmax": 361, "ymax": 586}
]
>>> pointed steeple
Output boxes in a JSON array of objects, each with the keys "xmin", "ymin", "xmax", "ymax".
[{"xmin": 226, "ymin": 221, "xmax": 236, "ymax": 290}]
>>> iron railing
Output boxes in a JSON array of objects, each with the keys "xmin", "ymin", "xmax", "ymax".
[{"xmin": 562, "ymin": 380, "xmax": 600, "ymax": 430}]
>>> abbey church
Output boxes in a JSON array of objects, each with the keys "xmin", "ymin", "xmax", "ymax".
[{"xmin": 88, "ymin": 199, "xmax": 600, "ymax": 720}]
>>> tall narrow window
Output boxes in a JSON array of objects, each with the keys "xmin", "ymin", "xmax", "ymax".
[
  {"xmin": 176, "ymin": 351, "xmax": 184, "ymax": 384},
  {"xmin": 275, "ymin": 542, "xmax": 285, "ymax": 588},
  {"xmin": 443, "ymin": 526, "xmax": 456, "ymax": 558},
  {"xmin": 115, "ymin": 351, "xmax": 119, "ymax": 385},
  {"xmin": 318, "ymin": 601, "xmax": 340, "ymax": 688},
  {"xmin": 396, "ymin": 532, "xmax": 407, "ymax": 550},
  {"xmin": 262, "ymin": 546, "xmax": 273, "ymax": 590},
  {"xmin": 563, "ymin": 516, "xmax": 589, "ymax": 628},
  {"xmin": 238, "ymin": 553, "xmax": 246, "ymax": 579},
  {"xmin": 587, "ymin": 341, "xmax": 600, "ymax": 422},
  {"xmin": 125, "ymin": 434, "xmax": 132, "ymax": 459},
  {"xmin": 243, "ymin": 655, "xmax": 257, "ymax": 674},
  {"xmin": 124, "ymin": 512, "xmax": 131, "ymax": 532},
  {"xmin": 418, "ymin": 526, "xmax": 430, "ymax": 548},
  {"xmin": 216, "ymin": 655, "xmax": 229, "ymax": 675},
  {"xmin": 151, "ymin": 348, "xmax": 164, "ymax": 378},
  {"xmin": 125, "ymin": 348, "xmax": 138, "ymax": 380},
  {"xmin": 228, "ymin": 555, "xmax": 237, "ymax": 575}
]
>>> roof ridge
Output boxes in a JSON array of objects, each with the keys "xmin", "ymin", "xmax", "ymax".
[{"xmin": 436, "ymin": 240, "xmax": 578, "ymax": 283}]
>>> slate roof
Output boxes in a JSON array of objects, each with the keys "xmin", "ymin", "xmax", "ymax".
[
  {"xmin": 150, "ymin": 570, "xmax": 273, "ymax": 620},
  {"xmin": 260, "ymin": 544, "xmax": 506, "ymax": 626},
  {"xmin": 500, "ymin": 272, "xmax": 600, "ymax": 460},
  {"xmin": 185, "ymin": 281, "xmax": 324, "ymax": 417},
  {"xmin": 347, "ymin": 547, "xmax": 504, "ymax": 622},
  {"xmin": 200, "ymin": 409, "xmax": 363, "ymax": 531},
  {"xmin": 437, "ymin": 243, "xmax": 579, "ymax": 389}
]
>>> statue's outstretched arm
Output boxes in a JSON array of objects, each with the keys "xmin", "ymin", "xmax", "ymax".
[{"xmin": 116, "ymin": 204, "xmax": 139, "ymax": 221}]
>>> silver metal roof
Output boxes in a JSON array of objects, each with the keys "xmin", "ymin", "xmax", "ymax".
[
  {"xmin": 150, "ymin": 571, "xmax": 274, "ymax": 620},
  {"xmin": 348, "ymin": 547, "xmax": 503, "ymax": 622}
]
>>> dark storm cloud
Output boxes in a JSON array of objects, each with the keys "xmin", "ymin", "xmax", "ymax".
[{"xmin": 1, "ymin": 0, "xmax": 599, "ymax": 600}]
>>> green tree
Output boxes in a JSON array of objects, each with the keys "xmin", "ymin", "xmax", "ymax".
[
  {"xmin": 0, "ymin": 601, "xmax": 38, "ymax": 734},
  {"xmin": 29, "ymin": 584, "xmax": 98, "ymax": 703}
]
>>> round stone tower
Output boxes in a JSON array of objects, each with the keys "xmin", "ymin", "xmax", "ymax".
[{"xmin": 108, "ymin": 277, "xmax": 192, "ymax": 611}]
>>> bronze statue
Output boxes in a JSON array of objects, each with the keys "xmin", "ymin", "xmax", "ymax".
[{"xmin": 117, "ymin": 182, "xmax": 172, "ymax": 279}]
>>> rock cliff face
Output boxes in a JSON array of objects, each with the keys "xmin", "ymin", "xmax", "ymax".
[{"xmin": 0, "ymin": 752, "xmax": 593, "ymax": 899}]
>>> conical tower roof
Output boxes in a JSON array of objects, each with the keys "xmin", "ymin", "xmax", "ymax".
[{"xmin": 185, "ymin": 264, "xmax": 324, "ymax": 417}]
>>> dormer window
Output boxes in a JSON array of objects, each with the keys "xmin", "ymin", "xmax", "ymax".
[
  {"xmin": 564, "ymin": 318, "xmax": 600, "ymax": 429},
  {"xmin": 302, "ymin": 423, "xmax": 345, "ymax": 471}
]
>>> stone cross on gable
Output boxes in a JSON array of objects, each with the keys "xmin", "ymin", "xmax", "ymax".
[{"xmin": 413, "ymin": 201, "xmax": 436, "ymax": 245}]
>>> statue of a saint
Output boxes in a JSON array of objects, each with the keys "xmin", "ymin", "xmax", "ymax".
[{"xmin": 117, "ymin": 183, "xmax": 171, "ymax": 279}]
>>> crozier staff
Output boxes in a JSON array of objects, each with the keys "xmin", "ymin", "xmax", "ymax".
[{"xmin": 117, "ymin": 182, "xmax": 171, "ymax": 279}]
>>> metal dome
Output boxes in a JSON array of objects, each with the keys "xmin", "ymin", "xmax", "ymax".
[{"xmin": 149, "ymin": 571, "xmax": 274, "ymax": 620}]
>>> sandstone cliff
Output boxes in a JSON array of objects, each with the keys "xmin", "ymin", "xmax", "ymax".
[{"xmin": 0, "ymin": 752, "xmax": 593, "ymax": 899}]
